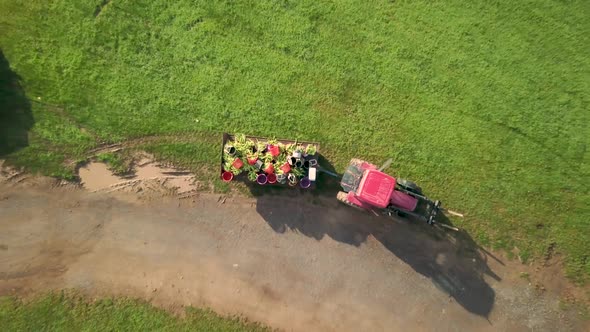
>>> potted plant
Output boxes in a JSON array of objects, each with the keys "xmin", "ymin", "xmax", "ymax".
[
  {"xmin": 254, "ymin": 159, "xmax": 264, "ymax": 170},
  {"xmin": 223, "ymin": 160, "xmax": 242, "ymax": 175},
  {"xmin": 276, "ymin": 170, "xmax": 287, "ymax": 184},
  {"xmin": 305, "ymin": 144, "xmax": 317, "ymax": 157},
  {"xmin": 233, "ymin": 133, "xmax": 247, "ymax": 144},
  {"xmin": 280, "ymin": 162, "xmax": 291, "ymax": 174},
  {"xmin": 256, "ymin": 141, "xmax": 268, "ymax": 154},
  {"xmin": 273, "ymin": 152, "xmax": 288, "ymax": 174},
  {"xmin": 300, "ymin": 177, "xmax": 311, "ymax": 189},
  {"xmin": 256, "ymin": 173, "xmax": 268, "ymax": 185},
  {"xmin": 287, "ymin": 173, "xmax": 298, "ymax": 186},
  {"xmin": 267, "ymin": 173, "xmax": 277, "ymax": 184},
  {"xmin": 224, "ymin": 144, "xmax": 236, "ymax": 156},
  {"xmin": 232, "ymin": 133, "xmax": 247, "ymax": 154},
  {"xmin": 285, "ymin": 143, "xmax": 296, "ymax": 156},
  {"xmin": 291, "ymin": 167, "xmax": 304, "ymax": 178},
  {"xmin": 221, "ymin": 171, "xmax": 234, "ymax": 182},
  {"xmin": 294, "ymin": 159, "xmax": 303, "ymax": 168},
  {"xmin": 292, "ymin": 148, "xmax": 303, "ymax": 159},
  {"xmin": 264, "ymin": 162, "xmax": 275, "ymax": 174},
  {"xmin": 232, "ymin": 158, "xmax": 244, "ymax": 170},
  {"xmin": 246, "ymin": 153, "xmax": 258, "ymax": 165},
  {"xmin": 259, "ymin": 150, "xmax": 274, "ymax": 165},
  {"xmin": 268, "ymin": 144, "xmax": 280, "ymax": 157}
]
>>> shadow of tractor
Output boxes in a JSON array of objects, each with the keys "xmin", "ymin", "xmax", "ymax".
[{"xmin": 253, "ymin": 155, "xmax": 500, "ymax": 318}]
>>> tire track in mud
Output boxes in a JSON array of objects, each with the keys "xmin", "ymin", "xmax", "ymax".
[
  {"xmin": 84, "ymin": 133, "xmax": 212, "ymax": 158},
  {"xmin": 0, "ymin": 134, "xmax": 213, "ymax": 195},
  {"xmin": 32, "ymin": 99, "xmax": 212, "ymax": 168},
  {"xmin": 73, "ymin": 134, "xmax": 216, "ymax": 196}
]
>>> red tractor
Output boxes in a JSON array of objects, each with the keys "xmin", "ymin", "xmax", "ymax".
[{"xmin": 332, "ymin": 158, "xmax": 463, "ymax": 230}]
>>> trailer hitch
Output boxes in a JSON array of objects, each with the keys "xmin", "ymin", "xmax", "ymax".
[{"xmin": 316, "ymin": 166, "xmax": 340, "ymax": 178}]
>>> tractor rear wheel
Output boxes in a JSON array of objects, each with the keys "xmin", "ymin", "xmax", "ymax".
[
  {"xmin": 386, "ymin": 206, "xmax": 409, "ymax": 219},
  {"xmin": 397, "ymin": 178, "xmax": 422, "ymax": 195}
]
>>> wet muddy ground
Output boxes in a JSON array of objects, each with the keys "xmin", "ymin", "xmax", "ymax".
[{"xmin": 77, "ymin": 155, "xmax": 200, "ymax": 197}]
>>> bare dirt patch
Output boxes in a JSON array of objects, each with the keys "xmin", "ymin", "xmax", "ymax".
[{"xmin": 78, "ymin": 154, "xmax": 200, "ymax": 197}]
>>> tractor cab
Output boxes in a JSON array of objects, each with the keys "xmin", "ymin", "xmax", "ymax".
[
  {"xmin": 340, "ymin": 159, "xmax": 418, "ymax": 211},
  {"xmin": 335, "ymin": 158, "xmax": 462, "ymax": 230}
]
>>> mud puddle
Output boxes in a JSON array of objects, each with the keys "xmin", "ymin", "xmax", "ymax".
[{"xmin": 78, "ymin": 157, "xmax": 198, "ymax": 195}]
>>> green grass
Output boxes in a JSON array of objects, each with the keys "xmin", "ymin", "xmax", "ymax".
[
  {"xmin": 96, "ymin": 152, "xmax": 130, "ymax": 174},
  {"xmin": 0, "ymin": 293, "xmax": 269, "ymax": 331},
  {"xmin": 0, "ymin": 0, "xmax": 588, "ymax": 281}
]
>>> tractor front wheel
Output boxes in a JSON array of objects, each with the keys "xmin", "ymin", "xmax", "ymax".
[
  {"xmin": 337, "ymin": 191, "xmax": 365, "ymax": 211},
  {"xmin": 349, "ymin": 158, "xmax": 365, "ymax": 165}
]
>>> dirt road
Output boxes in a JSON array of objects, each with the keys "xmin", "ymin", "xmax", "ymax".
[{"xmin": 0, "ymin": 174, "xmax": 586, "ymax": 331}]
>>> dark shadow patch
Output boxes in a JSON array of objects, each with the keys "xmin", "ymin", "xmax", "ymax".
[
  {"xmin": 0, "ymin": 50, "xmax": 33, "ymax": 157},
  {"xmin": 544, "ymin": 242, "xmax": 556, "ymax": 264},
  {"xmin": 254, "ymin": 156, "xmax": 500, "ymax": 318}
]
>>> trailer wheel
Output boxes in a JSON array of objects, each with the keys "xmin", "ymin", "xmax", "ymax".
[{"xmin": 397, "ymin": 178, "xmax": 422, "ymax": 194}]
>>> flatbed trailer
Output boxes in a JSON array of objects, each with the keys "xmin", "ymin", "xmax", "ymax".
[{"xmin": 220, "ymin": 133, "xmax": 321, "ymax": 188}]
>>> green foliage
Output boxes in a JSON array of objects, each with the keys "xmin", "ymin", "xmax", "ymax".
[
  {"xmin": 284, "ymin": 144, "xmax": 296, "ymax": 156},
  {"xmin": 0, "ymin": 293, "xmax": 269, "ymax": 331},
  {"xmin": 275, "ymin": 153, "xmax": 287, "ymax": 170},
  {"xmin": 259, "ymin": 152, "xmax": 274, "ymax": 164},
  {"xmin": 233, "ymin": 134, "xmax": 254, "ymax": 156},
  {"xmin": 247, "ymin": 169, "xmax": 258, "ymax": 181},
  {"xmin": 0, "ymin": 0, "xmax": 588, "ymax": 281},
  {"xmin": 256, "ymin": 142, "xmax": 267, "ymax": 154},
  {"xmin": 291, "ymin": 167, "xmax": 304, "ymax": 178}
]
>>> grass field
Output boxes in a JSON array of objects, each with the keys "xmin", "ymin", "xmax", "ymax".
[
  {"xmin": 0, "ymin": 293, "xmax": 268, "ymax": 331},
  {"xmin": 0, "ymin": 0, "xmax": 588, "ymax": 281}
]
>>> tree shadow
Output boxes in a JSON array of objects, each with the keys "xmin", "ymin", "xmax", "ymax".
[
  {"xmin": 253, "ymin": 155, "xmax": 500, "ymax": 318},
  {"xmin": 0, "ymin": 50, "xmax": 33, "ymax": 157}
]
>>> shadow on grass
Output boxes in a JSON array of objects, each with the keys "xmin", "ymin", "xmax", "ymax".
[
  {"xmin": 0, "ymin": 50, "xmax": 33, "ymax": 157},
  {"xmin": 250, "ymin": 155, "xmax": 500, "ymax": 318}
]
